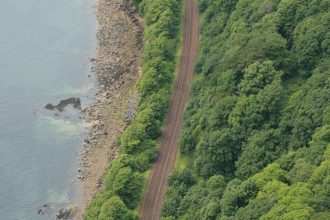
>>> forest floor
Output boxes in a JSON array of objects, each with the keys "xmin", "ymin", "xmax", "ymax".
[{"xmin": 140, "ymin": 0, "xmax": 200, "ymax": 219}]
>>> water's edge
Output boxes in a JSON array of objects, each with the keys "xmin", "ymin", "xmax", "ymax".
[{"xmin": 0, "ymin": 0, "xmax": 97, "ymax": 219}]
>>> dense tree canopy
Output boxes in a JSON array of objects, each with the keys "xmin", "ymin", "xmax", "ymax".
[{"xmin": 163, "ymin": 0, "xmax": 330, "ymax": 219}]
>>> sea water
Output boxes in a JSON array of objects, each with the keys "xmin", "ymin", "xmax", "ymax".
[{"xmin": 0, "ymin": 0, "xmax": 96, "ymax": 219}]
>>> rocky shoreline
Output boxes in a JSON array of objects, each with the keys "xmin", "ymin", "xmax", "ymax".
[{"xmin": 76, "ymin": 0, "xmax": 143, "ymax": 219}]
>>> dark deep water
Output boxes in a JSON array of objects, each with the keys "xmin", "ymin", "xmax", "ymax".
[{"xmin": 0, "ymin": 0, "xmax": 97, "ymax": 219}]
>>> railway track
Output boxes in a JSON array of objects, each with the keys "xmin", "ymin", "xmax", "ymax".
[{"xmin": 140, "ymin": 1, "xmax": 200, "ymax": 219}]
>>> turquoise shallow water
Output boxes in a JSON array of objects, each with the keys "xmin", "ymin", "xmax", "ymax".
[{"xmin": 0, "ymin": 0, "xmax": 96, "ymax": 219}]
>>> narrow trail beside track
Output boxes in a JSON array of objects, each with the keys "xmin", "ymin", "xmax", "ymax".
[{"xmin": 140, "ymin": 0, "xmax": 199, "ymax": 219}]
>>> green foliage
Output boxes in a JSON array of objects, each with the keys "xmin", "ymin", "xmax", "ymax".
[
  {"xmin": 108, "ymin": 167, "xmax": 143, "ymax": 209},
  {"xmin": 235, "ymin": 180, "xmax": 285, "ymax": 220},
  {"xmin": 285, "ymin": 159, "xmax": 316, "ymax": 183},
  {"xmin": 163, "ymin": 173, "xmax": 226, "ymax": 219},
  {"xmin": 238, "ymin": 61, "xmax": 282, "ymax": 95},
  {"xmin": 168, "ymin": 169, "xmax": 197, "ymax": 187},
  {"xmin": 235, "ymin": 129, "xmax": 283, "ymax": 179},
  {"xmin": 276, "ymin": 0, "xmax": 309, "ymax": 41},
  {"xmin": 280, "ymin": 70, "xmax": 330, "ymax": 150},
  {"xmin": 162, "ymin": 170, "xmax": 197, "ymax": 218},
  {"xmin": 228, "ymin": 73, "xmax": 283, "ymax": 138},
  {"xmin": 260, "ymin": 183, "xmax": 315, "ymax": 219},
  {"xmin": 84, "ymin": 191, "xmax": 114, "ymax": 220},
  {"xmin": 120, "ymin": 122, "xmax": 147, "ymax": 154},
  {"xmin": 251, "ymin": 163, "xmax": 286, "ymax": 187},
  {"xmin": 163, "ymin": 0, "xmax": 330, "ymax": 219},
  {"xmin": 220, "ymin": 179, "xmax": 258, "ymax": 218},
  {"xmin": 162, "ymin": 183, "xmax": 190, "ymax": 218},
  {"xmin": 98, "ymin": 196, "xmax": 138, "ymax": 220},
  {"xmin": 293, "ymin": 12, "xmax": 330, "ymax": 70},
  {"xmin": 85, "ymin": 0, "xmax": 182, "ymax": 219},
  {"xmin": 194, "ymin": 129, "xmax": 237, "ymax": 178}
]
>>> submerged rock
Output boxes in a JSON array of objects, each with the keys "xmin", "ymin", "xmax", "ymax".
[
  {"xmin": 37, "ymin": 204, "xmax": 52, "ymax": 215},
  {"xmin": 45, "ymin": 97, "xmax": 81, "ymax": 112}
]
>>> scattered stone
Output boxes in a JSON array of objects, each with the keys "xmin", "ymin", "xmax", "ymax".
[
  {"xmin": 125, "ymin": 94, "xmax": 139, "ymax": 122},
  {"xmin": 77, "ymin": 174, "xmax": 85, "ymax": 180},
  {"xmin": 96, "ymin": 176, "xmax": 103, "ymax": 188},
  {"xmin": 56, "ymin": 205, "xmax": 78, "ymax": 219}
]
